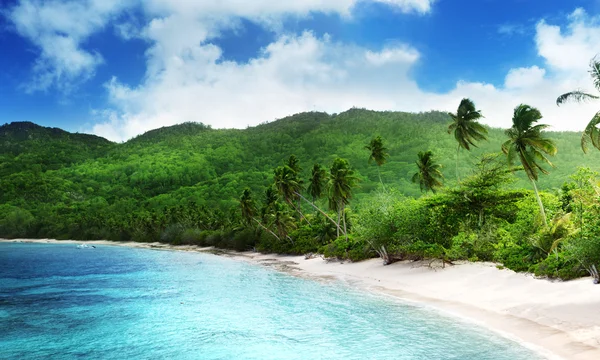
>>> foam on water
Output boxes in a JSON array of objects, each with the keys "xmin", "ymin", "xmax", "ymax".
[{"xmin": 0, "ymin": 243, "xmax": 545, "ymax": 359}]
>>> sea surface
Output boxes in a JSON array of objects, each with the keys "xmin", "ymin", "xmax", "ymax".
[{"xmin": 0, "ymin": 243, "xmax": 545, "ymax": 359}]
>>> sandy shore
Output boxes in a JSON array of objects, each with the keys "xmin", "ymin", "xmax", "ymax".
[{"xmin": 3, "ymin": 238, "xmax": 600, "ymax": 360}]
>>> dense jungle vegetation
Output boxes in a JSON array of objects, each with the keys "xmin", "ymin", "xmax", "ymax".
[{"xmin": 2, "ymin": 104, "xmax": 600, "ymax": 282}]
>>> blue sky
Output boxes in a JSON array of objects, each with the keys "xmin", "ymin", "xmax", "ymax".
[{"xmin": 1, "ymin": 0, "xmax": 600, "ymax": 141}]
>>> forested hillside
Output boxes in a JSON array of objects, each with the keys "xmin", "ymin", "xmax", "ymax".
[
  {"xmin": 3, "ymin": 108, "xmax": 600, "ymax": 282},
  {"xmin": 2, "ymin": 109, "xmax": 599, "ymax": 209}
]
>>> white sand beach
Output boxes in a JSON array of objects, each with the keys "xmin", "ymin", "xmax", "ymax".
[{"xmin": 4, "ymin": 238, "xmax": 600, "ymax": 360}]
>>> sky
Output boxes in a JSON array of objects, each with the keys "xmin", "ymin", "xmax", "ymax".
[{"xmin": 1, "ymin": 0, "xmax": 600, "ymax": 142}]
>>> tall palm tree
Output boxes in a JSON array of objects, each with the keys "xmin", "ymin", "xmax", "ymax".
[
  {"xmin": 556, "ymin": 57, "xmax": 600, "ymax": 153},
  {"xmin": 287, "ymin": 154, "xmax": 302, "ymax": 174},
  {"xmin": 239, "ymin": 188, "xmax": 256, "ymax": 226},
  {"xmin": 447, "ymin": 98, "xmax": 487, "ymax": 182},
  {"xmin": 273, "ymin": 165, "xmax": 310, "ymax": 224},
  {"xmin": 269, "ymin": 202, "xmax": 296, "ymax": 241},
  {"xmin": 261, "ymin": 186, "xmax": 278, "ymax": 223},
  {"xmin": 328, "ymin": 158, "xmax": 358, "ymax": 239},
  {"xmin": 501, "ymin": 104, "xmax": 557, "ymax": 226},
  {"xmin": 365, "ymin": 136, "xmax": 389, "ymax": 190},
  {"xmin": 307, "ymin": 163, "xmax": 327, "ymax": 203},
  {"xmin": 293, "ymin": 163, "xmax": 343, "ymax": 236},
  {"xmin": 412, "ymin": 151, "xmax": 444, "ymax": 193},
  {"xmin": 240, "ymin": 188, "xmax": 280, "ymax": 241}
]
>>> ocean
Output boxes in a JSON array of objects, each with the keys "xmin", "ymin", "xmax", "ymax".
[{"xmin": 0, "ymin": 243, "xmax": 544, "ymax": 359}]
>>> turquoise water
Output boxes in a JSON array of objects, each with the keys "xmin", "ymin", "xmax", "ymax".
[{"xmin": 0, "ymin": 243, "xmax": 544, "ymax": 359}]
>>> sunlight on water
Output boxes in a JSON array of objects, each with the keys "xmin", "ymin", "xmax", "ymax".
[{"xmin": 0, "ymin": 243, "xmax": 544, "ymax": 359}]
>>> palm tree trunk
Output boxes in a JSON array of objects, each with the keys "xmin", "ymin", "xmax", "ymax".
[
  {"xmin": 336, "ymin": 208, "xmax": 341, "ymax": 238},
  {"xmin": 342, "ymin": 207, "xmax": 348, "ymax": 241},
  {"xmin": 252, "ymin": 218, "xmax": 281, "ymax": 241},
  {"xmin": 530, "ymin": 179, "xmax": 548, "ymax": 227},
  {"xmin": 377, "ymin": 166, "xmax": 385, "ymax": 192},
  {"xmin": 456, "ymin": 145, "xmax": 460, "ymax": 183},
  {"xmin": 290, "ymin": 201, "xmax": 311, "ymax": 225},
  {"xmin": 294, "ymin": 192, "xmax": 344, "ymax": 235}
]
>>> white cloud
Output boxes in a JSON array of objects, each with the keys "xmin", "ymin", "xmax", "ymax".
[
  {"xmin": 93, "ymin": 32, "xmax": 421, "ymax": 141},
  {"xmin": 7, "ymin": 1, "xmax": 599, "ymax": 142},
  {"xmin": 504, "ymin": 66, "xmax": 546, "ymax": 89},
  {"xmin": 7, "ymin": 0, "xmax": 132, "ymax": 92},
  {"xmin": 6, "ymin": 0, "xmax": 434, "ymax": 93},
  {"xmin": 92, "ymin": 7, "xmax": 600, "ymax": 141}
]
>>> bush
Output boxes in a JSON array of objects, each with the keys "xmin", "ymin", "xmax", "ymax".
[
  {"xmin": 493, "ymin": 233, "xmax": 536, "ymax": 272},
  {"xmin": 160, "ymin": 224, "xmax": 185, "ymax": 244},
  {"xmin": 530, "ymin": 253, "xmax": 585, "ymax": 280},
  {"xmin": 181, "ymin": 228, "xmax": 205, "ymax": 245},
  {"xmin": 320, "ymin": 236, "xmax": 373, "ymax": 262}
]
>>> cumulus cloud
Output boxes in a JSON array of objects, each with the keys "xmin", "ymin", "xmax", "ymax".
[
  {"xmin": 6, "ymin": 0, "xmax": 434, "ymax": 93},
  {"xmin": 90, "ymin": 7, "xmax": 600, "ymax": 141},
  {"xmin": 7, "ymin": 0, "xmax": 133, "ymax": 92},
  {"xmin": 94, "ymin": 32, "xmax": 421, "ymax": 140},
  {"xmin": 6, "ymin": 1, "xmax": 600, "ymax": 142}
]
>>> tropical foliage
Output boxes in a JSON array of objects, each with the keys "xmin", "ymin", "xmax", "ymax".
[
  {"xmin": 501, "ymin": 104, "xmax": 557, "ymax": 226},
  {"xmin": 412, "ymin": 151, "xmax": 444, "ymax": 193},
  {"xmin": 447, "ymin": 98, "xmax": 487, "ymax": 181},
  {"xmin": 556, "ymin": 57, "xmax": 600, "ymax": 153},
  {"xmin": 2, "ymin": 103, "xmax": 600, "ymax": 282}
]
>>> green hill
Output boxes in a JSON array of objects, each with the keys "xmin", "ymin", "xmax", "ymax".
[{"xmin": 1, "ymin": 109, "xmax": 599, "ymax": 240}]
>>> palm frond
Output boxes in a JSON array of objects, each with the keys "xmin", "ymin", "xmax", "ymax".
[
  {"xmin": 590, "ymin": 58, "xmax": 600, "ymax": 92},
  {"xmin": 556, "ymin": 91, "xmax": 599, "ymax": 105},
  {"xmin": 581, "ymin": 111, "xmax": 600, "ymax": 153}
]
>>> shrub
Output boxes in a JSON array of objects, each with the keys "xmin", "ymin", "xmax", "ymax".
[{"xmin": 530, "ymin": 253, "xmax": 585, "ymax": 280}]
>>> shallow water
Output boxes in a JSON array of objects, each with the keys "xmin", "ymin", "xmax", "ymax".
[{"xmin": 0, "ymin": 243, "xmax": 544, "ymax": 359}]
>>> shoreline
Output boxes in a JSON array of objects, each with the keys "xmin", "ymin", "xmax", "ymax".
[{"xmin": 3, "ymin": 238, "xmax": 600, "ymax": 360}]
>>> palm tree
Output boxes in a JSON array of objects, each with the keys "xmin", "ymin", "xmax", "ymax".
[
  {"xmin": 501, "ymin": 104, "xmax": 557, "ymax": 226},
  {"xmin": 240, "ymin": 188, "xmax": 280, "ymax": 241},
  {"xmin": 328, "ymin": 158, "xmax": 358, "ymax": 239},
  {"xmin": 307, "ymin": 163, "xmax": 327, "ymax": 203},
  {"xmin": 365, "ymin": 136, "xmax": 389, "ymax": 190},
  {"xmin": 261, "ymin": 186, "xmax": 278, "ymax": 223},
  {"xmin": 287, "ymin": 154, "xmax": 302, "ymax": 174},
  {"xmin": 412, "ymin": 151, "xmax": 444, "ymax": 193},
  {"xmin": 269, "ymin": 202, "xmax": 296, "ymax": 241},
  {"xmin": 293, "ymin": 163, "xmax": 344, "ymax": 236},
  {"xmin": 556, "ymin": 57, "xmax": 600, "ymax": 153},
  {"xmin": 447, "ymin": 98, "xmax": 487, "ymax": 182},
  {"xmin": 273, "ymin": 165, "xmax": 310, "ymax": 224},
  {"xmin": 239, "ymin": 188, "xmax": 256, "ymax": 226}
]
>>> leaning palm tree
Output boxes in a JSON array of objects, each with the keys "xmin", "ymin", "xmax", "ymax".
[
  {"xmin": 307, "ymin": 163, "xmax": 327, "ymax": 203},
  {"xmin": 412, "ymin": 151, "xmax": 443, "ymax": 193},
  {"xmin": 239, "ymin": 188, "xmax": 256, "ymax": 226},
  {"xmin": 447, "ymin": 98, "xmax": 487, "ymax": 182},
  {"xmin": 556, "ymin": 57, "xmax": 600, "ymax": 153},
  {"xmin": 365, "ymin": 136, "xmax": 389, "ymax": 190},
  {"xmin": 293, "ymin": 163, "xmax": 344, "ymax": 236},
  {"xmin": 240, "ymin": 188, "xmax": 280, "ymax": 241},
  {"xmin": 261, "ymin": 186, "xmax": 278, "ymax": 223},
  {"xmin": 269, "ymin": 202, "xmax": 296, "ymax": 242},
  {"xmin": 287, "ymin": 154, "xmax": 302, "ymax": 174},
  {"xmin": 328, "ymin": 158, "xmax": 358, "ymax": 239},
  {"xmin": 273, "ymin": 165, "xmax": 310, "ymax": 224},
  {"xmin": 502, "ymin": 104, "xmax": 557, "ymax": 226}
]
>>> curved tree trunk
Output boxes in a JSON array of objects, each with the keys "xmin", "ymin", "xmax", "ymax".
[
  {"xmin": 294, "ymin": 192, "xmax": 344, "ymax": 235},
  {"xmin": 336, "ymin": 207, "xmax": 341, "ymax": 238},
  {"xmin": 252, "ymin": 218, "xmax": 281, "ymax": 241},
  {"xmin": 342, "ymin": 207, "xmax": 348, "ymax": 241},
  {"xmin": 531, "ymin": 179, "xmax": 548, "ymax": 227},
  {"xmin": 290, "ymin": 201, "xmax": 311, "ymax": 226}
]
